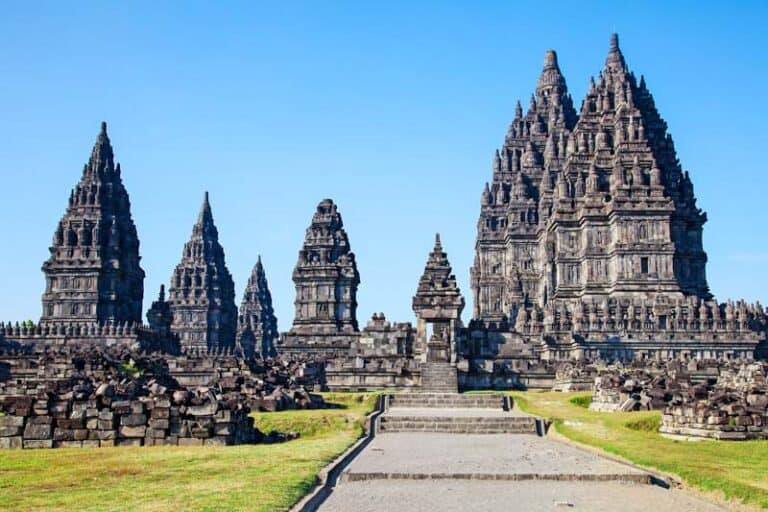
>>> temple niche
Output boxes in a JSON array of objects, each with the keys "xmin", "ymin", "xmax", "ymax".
[
  {"xmin": 167, "ymin": 192, "xmax": 238, "ymax": 353},
  {"xmin": 278, "ymin": 199, "xmax": 361, "ymax": 357},
  {"xmin": 40, "ymin": 122, "xmax": 145, "ymax": 328}
]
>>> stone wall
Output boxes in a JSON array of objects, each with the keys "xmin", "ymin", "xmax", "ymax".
[{"xmin": 325, "ymin": 356, "xmax": 420, "ymax": 391}]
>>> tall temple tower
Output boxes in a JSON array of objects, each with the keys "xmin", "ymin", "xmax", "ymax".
[
  {"xmin": 279, "ymin": 199, "xmax": 360, "ymax": 357},
  {"xmin": 470, "ymin": 34, "xmax": 710, "ymax": 327},
  {"xmin": 167, "ymin": 192, "xmax": 237, "ymax": 352},
  {"xmin": 40, "ymin": 122, "xmax": 145, "ymax": 327},
  {"xmin": 237, "ymin": 256, "xmax": 278, "ymax": 357},
  {"xmin": 470, "ymin": 49, "xmax": 577, "ymax": 325}
]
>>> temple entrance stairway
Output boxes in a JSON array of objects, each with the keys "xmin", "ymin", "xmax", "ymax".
[
  {"xmin": 377, "ymin": 392, "xmax": 539, "ymax": 434},
  {"xmin": 315, "ymin": 391, "xmax": 725, "ymax": 512}
]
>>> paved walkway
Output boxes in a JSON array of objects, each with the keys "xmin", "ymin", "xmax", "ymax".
[
  {"xmin": 317, "ymin": 403, "xmax": 725, "ymax": 511},
  {"xmin": 321, "ymin": 479, "xmax": 725, "ymax": 511},
  {"xmin": 339, "ymin": 433, "xmax": 648, "ymax": 480},
  {"xmin": 312, "ymin": 394, "xmax": 722, "ymax": 512}
]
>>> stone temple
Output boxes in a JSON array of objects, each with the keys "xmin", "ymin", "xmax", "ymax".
[
  {"xmin": 1, "ymin": 34, "xmax": 767, "ymax": 395},
  {"xmin": 41, "ymin": 122, "xmax": 145, "ymax": 328},
  {"xmin": 237, "ymin": 255, "xmax": 278, "ymax": 358},
  {"xmin": 278, "ymin": 199, "xmax": 361, "ymax": 358},
  {"xmin": 465, "ymin": 34, "xmax": 764, "ymax": 366},
  {"xmin": 165, "ymin": 192, "xmax": 238, "ymax": 353}
]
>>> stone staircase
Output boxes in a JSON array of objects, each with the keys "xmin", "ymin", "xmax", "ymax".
[
  {"xmin": 388, "ymin": 392, "xmax": 507, "ymax": 409},
  {"xmin": 420, "ymin": 362, "xmax": 458, "ymax": 393},
  {"xmin": 377, "ymin": 392, "xmax": 540, "ymax": 435},
  {"xmin": 378, "ymin": 414, "xmax": 538, "ymax": 434}
]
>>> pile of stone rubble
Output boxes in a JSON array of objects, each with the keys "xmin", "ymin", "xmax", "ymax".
[
  {"xmin": 660, "ymin": 363, "xmax": 768, "ymax": 440},
  {"xmin": 0, "ymin": 345, "xmax": 323, "ymax": 449},
  {"xmin": 589, "ymin": 364, "xmax": 688, "ymax": 412}
]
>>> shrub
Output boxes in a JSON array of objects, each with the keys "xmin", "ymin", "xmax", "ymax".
[{"xmin": 569, "ymin": 395, "xmax": 593, "ymax": 408}]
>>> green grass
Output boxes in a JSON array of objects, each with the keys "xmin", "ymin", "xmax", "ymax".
[
  {"xmin": 512, "ymin": 391, "xmax": 768, "ymax": 509},
  {"xmin": 568, "ymin": 394, "xmax": 592, "ymax": 408},
  {"xmin": 0, "ymin": 392, "xmax": 377, "ymax": 512}
]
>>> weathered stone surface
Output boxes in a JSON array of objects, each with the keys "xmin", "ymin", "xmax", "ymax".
[
  {"xmin": 660, "ymin": 362, "xmax": 768, "ymax": 440},
  {"xmin": 119, "ymin": 425, "xmax": 146, "ymax": 438},
  {"xmin": 0, "ymin": 345, "xmax": 317, "ymax": 449},
  {"xmin": 0, "ymin": 436, "xmax": 22, "ymax": 449},
  {"xmin": 23, "ymin": 423, "xmax": 52, "ymax": 440}
]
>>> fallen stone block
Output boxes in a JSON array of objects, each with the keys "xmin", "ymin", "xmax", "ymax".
[
  {"xmin": 119, "ymin": 426, "xmax": 146, "ymax": 438},
  {"xmin": 0, "ymin": 416, "xmax": 25, "ymax": 428},
  {"xmin": 23, "ymin": 439, "xmax": 53, "ymax": 449},
  {"xmin": 121, "ymin": 413, "xmax": 147, "ymax": 427},
  {"xmin": 0, "ymin": 436, "xmax": 22, "ymax": 449},
  {"xmin": 24, "ymin": 423, "xmax": 52, "ymax": 440}
]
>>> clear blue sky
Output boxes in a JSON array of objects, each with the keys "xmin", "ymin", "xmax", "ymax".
[{"xmin": 1, "ymin": 1, "xmax": 767, "ymax": 328}]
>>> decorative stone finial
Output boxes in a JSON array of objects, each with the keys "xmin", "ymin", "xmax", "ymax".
[
  {"xmin": 198, "ymin": 191, "xmax": 212, "ymax": 224},
  {"xmin": 605, "ymin": 32, "xmax": 626, "ymax": 71},
  {"xmin": 610, "ymin": 33, "xmax": 619, "ymax": 51},
  {"xmin": 543, "ymin": 49, "xmax": 558, "ymax": 70}
]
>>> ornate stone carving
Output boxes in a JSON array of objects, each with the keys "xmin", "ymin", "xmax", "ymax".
[
  {"xmin": 40, "ymin": 123, "xmax": 145, "ymax": 327},
  {"xmin": 167, "ymin": 193, "xmax": 237, "ymax": 352},
  {"xmin": 237, "ymin": 256, "xmax": 278, "ymax": 358}
]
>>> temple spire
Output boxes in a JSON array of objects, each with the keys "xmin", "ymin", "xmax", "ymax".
[
  {"xmin": 168, "ymin": 192, "xmax": 236, "ymax": 352},
  {"xmin": 605, "ymin": 33, "xmax": 627, "ymax": 73},
  {"xmin": 536, "ymin": 49, "xmax": 566, "ymax": 95},
  {"xmin": 86, "ymin": 121, "xmax": 115, "ymax": 176},
  {"xmin": 198, "ymin": 191, "xmax": 211, "ymax": 223},
  {"xmin": 238, "ymin": 254, "xmax": 278, "ymax": 357},
  {"xmin": 42, "ymin": 122, "xmax": 144, "ymax": 327}
]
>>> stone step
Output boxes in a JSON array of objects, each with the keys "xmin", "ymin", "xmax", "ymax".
[
  {"xmin": 421, "ymin": 363, "xmax": 458, "ymax": 393},
  {"xmin": 388, "ymin": 393, "xmax": 507, "ymax": 409},
  {"xmin": 378, "ymin": 416, "xmax": 537, "ymax": 434}
]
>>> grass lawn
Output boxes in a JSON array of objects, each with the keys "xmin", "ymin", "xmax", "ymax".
[
  {"xmin": 512, "ymin": 391, "xmax": 768, "ymax": 509},
  {"xmin": 0, "ymin": 392, "xmax": 377, "ymax": 512}
]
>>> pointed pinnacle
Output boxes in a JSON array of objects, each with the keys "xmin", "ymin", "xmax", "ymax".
[
  {"xmin": 610, "ymin": 33, "xmax": 619, "ymax": 51},
  {"xmin": 100, "ymin": 121, "xmax": 107, "ymax": 135},
  {"xmin": 543, "ymin": 49, "xmax": 559, "ymax": 70},
  {"xmin": 605, "ymin": 32, "xmax": 626, "ymax": 70},
  {"xmin": 434, "ymin": 232, "xmax": 442, "ymax": 250},
  {"xmin": 197, "ymin": 191, "xmax": 213, "ymax": 225}
]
